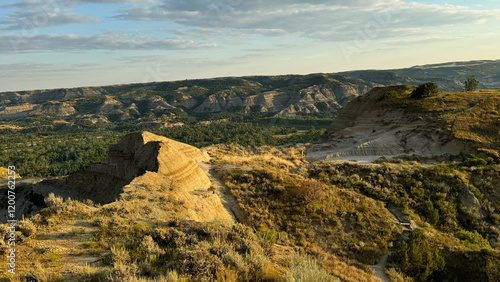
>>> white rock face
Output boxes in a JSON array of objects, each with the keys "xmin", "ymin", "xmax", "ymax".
[
  {"xmin": 192, "ymin": 84, "xmax": 371, "ymax": 116},
  {"xmin": 30, "ymin": 102, "xmax": 77, "ymax": 117},
  {"xmin": 97, "ymin": 97, "xmax": 124, "ymax": 115},
  {"xmin": 308, "ymin": 85, "xmax": 466, "ymax": 162}
]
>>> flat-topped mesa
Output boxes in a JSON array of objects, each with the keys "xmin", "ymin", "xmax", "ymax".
[{"xmin": 90, "ymin": 132, "xmax": 210, "ymax": 190}]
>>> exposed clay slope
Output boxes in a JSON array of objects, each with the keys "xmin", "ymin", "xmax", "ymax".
[
  {"xmin": 308, "ymin": 86, "xmax": 500, "ymax": 162},
  {"xmin": 97, "ymin": 97, "xmax": 123, "ymax": 115},
  {"xmin": 66, "ymin": 132, "xmax": 211, "ymax": 202},
  {"xmin": 5, "ymin": 132, "xmax": 233, "ymax": 222},
  {"xmin": 0, "ymin": 103, "xmax": 36, "ymax": 120},
  {"xmin": 30, "ymin": 102, "xmax": 76, "ymax": 116},
  {"xmin": 193, "ymin": 78, "xmax": 372, "ymax": 116}
]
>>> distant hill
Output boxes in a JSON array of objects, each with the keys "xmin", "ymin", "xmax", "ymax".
[
  {"xmin": 309, "ymin": 85, "xmax": 500, "ymax": 162},
  {"xmin": 1, "ymin": 59, "xmax": 499, "ymax": 124},
  {"xmin": 338, "ymin": 59, "xmax": 500, "ymax": 91},
  {"xmin": 0, "ymin": 74, "xmax": 375, "ymax": 121}
]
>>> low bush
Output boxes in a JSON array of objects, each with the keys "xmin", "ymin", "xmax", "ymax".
[
  {"xmin": 455, "ymin": 230, "xmax": 491, "ymax": 250},
  {"xmin": 411, "ymin": 83, "xmax": 439, "ymax": 99}
]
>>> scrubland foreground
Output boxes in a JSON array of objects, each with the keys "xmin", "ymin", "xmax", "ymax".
[
  {"xmin": 1, "ymin": 141, "xmax": 499, "ymax": 281},
  {"xmin": 0, "ymin": 86, "xmax": 499, "ymax": 281}
]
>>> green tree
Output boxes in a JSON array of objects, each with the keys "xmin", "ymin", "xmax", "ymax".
[
  {"xmin": 421, "ymin": 200, "xmax": 440, "ymax": 225},
  {"xmin": 392, "ymin": 230, "xmax": 445, "ymax": 281},
  {"xmin": 464, "ymin": 76, "xmax": 479, "ymax": 92},
  {"xmin": 411, "ymin": 82, "xmax": 439, "ymax": 99}
]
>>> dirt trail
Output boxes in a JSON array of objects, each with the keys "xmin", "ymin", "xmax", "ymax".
[
  {"xmin": 198, "ymin": 161, "xmax": 247, "ymax": 223},
  {"xmin": 32, "ymin": 220, "xmax": 101, "ymax": 279},
  {"xmin": 371, "ymin": 253, "xmax": 391, "ymax": 282},
  {"xmin": 370, "ymin": 205, "xmax": 418, "ymax": 282}
]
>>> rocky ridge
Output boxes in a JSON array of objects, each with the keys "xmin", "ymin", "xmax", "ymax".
[
  {"xmin": 2, "ymin": 60, "xmax": 500, "ymax": 122},
  {"xmin": 0, "ymin": 74, "xmax": 376, "ymax": 121},
  {"xmin": 3, "ymin": 132, "xmax": 235, "ymax": 223},
  {"xmin": 308, "ymin": 85, "xmax": 498, "ymax": 162}
]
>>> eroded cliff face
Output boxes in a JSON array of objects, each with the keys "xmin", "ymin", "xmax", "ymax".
[
  {"xmin": 90, "ymin": 132, "xmax": 210, "ymax": 188},
  {"xmin": 30, "ymin": 102, "xmax": 77, "ymax": 117},
  {"xmin": 0, "ymin": 74, "xmax": 377, "ymax": 120},
  {"xmin": 308, "ymin": 85, "xmax": 469, "ymax": 162},
  {"xmin": 6, "ymin": 132, "xmax": 233, "ymax": 222},
  {"xmin": 0, "ymin": 103, "xmax": 36, "ymax": 120},
  {"xmin": 192, "ymin": 84, "xmax": 372, "ymax": 116}
]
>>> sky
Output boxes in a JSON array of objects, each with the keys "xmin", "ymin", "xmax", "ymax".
[{"xmin": 0, "ymin": 0, "xmax": 500, "ymax": 92}]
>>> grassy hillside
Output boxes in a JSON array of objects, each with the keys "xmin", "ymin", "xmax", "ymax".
[
  {"xmin": 1, "ymin": 143, "xmax": 499, "ymax": 281},
  {"xmin": 340, "ymin": 59, "xmax": 500, "ymax": 91},
  {"xmin": 1, "ymin": 82, "xmax": 499, "ymax": 281},
  {"xmin": 376, "ymin": 88, "xmax": 500, "ymax": 157}
]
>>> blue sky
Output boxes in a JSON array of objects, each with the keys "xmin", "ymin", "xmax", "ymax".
[{"xmin": 1, "ymin": 0, "xmax": 499, "ymax": 92}]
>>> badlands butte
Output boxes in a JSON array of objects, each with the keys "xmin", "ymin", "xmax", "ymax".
[{"xmin": 0, "ymin": 62, "xmax": 500, "ymax": 281}]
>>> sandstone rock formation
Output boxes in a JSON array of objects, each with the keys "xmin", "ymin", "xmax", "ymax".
[
  {"xmin": 308, "ymin": 85, "xmax": 464, "ymax": 162},
  {"xmin": 192, "ymin": 82, "xmax": 372, "ymax": 116},
  {"xmin": 62, "ymin": 132, "xmax": 211, "ymax": 201},
  {"xmin": 5, "ymin": 132, "xmax": 233, "ymax": 223},
  {"xmin": 30, "ymin": 102, "xmax": 76, "ymax": 117},
  {"xmin": 0, "ymin": 103, "xmax": 36, "ymax": 120},
  {"xmin": 97, "ymin": 97, "xmax": 124, "ymax": 115}
]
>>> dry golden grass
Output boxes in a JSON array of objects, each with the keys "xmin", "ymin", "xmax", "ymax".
[
  {"xmin": 0, "ymin": 166, "xmax": 21, "ymax": 179},
  {"xmin": 379, "ymin": 89, "xmax": 500, "ymax": 154},
  {"xmin": 0, "ymin": 218, "xmax": 100, "ymax": 281},
  {"xmin": 322, "ymin": 254, "xmax": 381, "ymax": 282},
  {"xmin": 0, "ymin": 124, "xmax": 22, "ymax": 130},
  {"xmin": 211, "ymin": 144, "xmax": 306, "ymax": 171}
]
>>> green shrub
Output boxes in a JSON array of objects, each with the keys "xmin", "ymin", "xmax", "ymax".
[
  {"xmin": 391, "ymin": 230, "xmax": 445, "ymax": 281},
  {"xmin": 293, "ymin": 179, "xmax": 324, "ymax": 205},
  {"xmin": 111, "ymin": 245, "xmax": 131, "ymax": 266},
  {"xmin": 45, "ymin": 193, "xmax": 64, "ymax": 209},
  {"xmin": 377, "ymin": 90, "xmax": 404, "ymax": 102},
  {"xmin": 464, "ymin": 76, "xmax": 479, "ymax": 92},
  {"xmin": 460, "ymin": 155, "xmax": 488, "ymax": 167},
  {"xmin": 285, "ymin": 253, "xmax": 338, "ymax": 282},
  {"xmin": 174, "ymin": 242, "xmax": 224, "ymax": 280},
  {"xmin": 455, "ymin": 230, "xmax": 491, "ymax": 250},
  {"xmin": 257, "ymin": 225, "xmax": 278, "ymax": 244},
  {"xmin": 420, "ymin": 200, "xmax": 440, "ymax": 225},
  {"xmin": 411, "ymin": 83, "xmax": 438, "ymax": 99}
]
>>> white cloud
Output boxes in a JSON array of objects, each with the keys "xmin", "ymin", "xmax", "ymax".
[
  {"xmin": 0, "ymin": 33, "xmax": 216, "ymax": 53},
  {"xmin": 1, "ymin": 0, "xmax": 157, "ymax": 9},
  {"xmin": 0, "ymin": 62, "xmax": 53, "ymax": 74},
  {"xmin": 115, "ymin": 0, "xmax": 500, "ymax": 42},
  {"xmin": 0, "ymin": 8, "xmax": 99, "ymax": 31}
]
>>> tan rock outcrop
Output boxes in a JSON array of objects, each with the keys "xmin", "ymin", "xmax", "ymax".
[
  {"xmin": 0, "ymin": 103, "xmax": 36, "ymax": 120},
  {"xmin": 51, "ymin": 132, "xmax": 232, "ymax": 222},
  {"xmin": 97, "ymin": 97, "xmax": 124, "ymax": 115},
  {"xmin": 95, "ymin": 132, "xmax": 209, "ymax": 187},
  {"xmin": 30, "ymin": 102, "xmax": 76, "ymax": 117},
  {"xmin": 308, "ymin": 85, "xmax": 464, "ymax": 162}
]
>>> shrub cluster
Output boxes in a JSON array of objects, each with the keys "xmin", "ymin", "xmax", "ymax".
[{"xmin": 411, "ymin": 82, "xmax": 439, "ymax": 99}]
